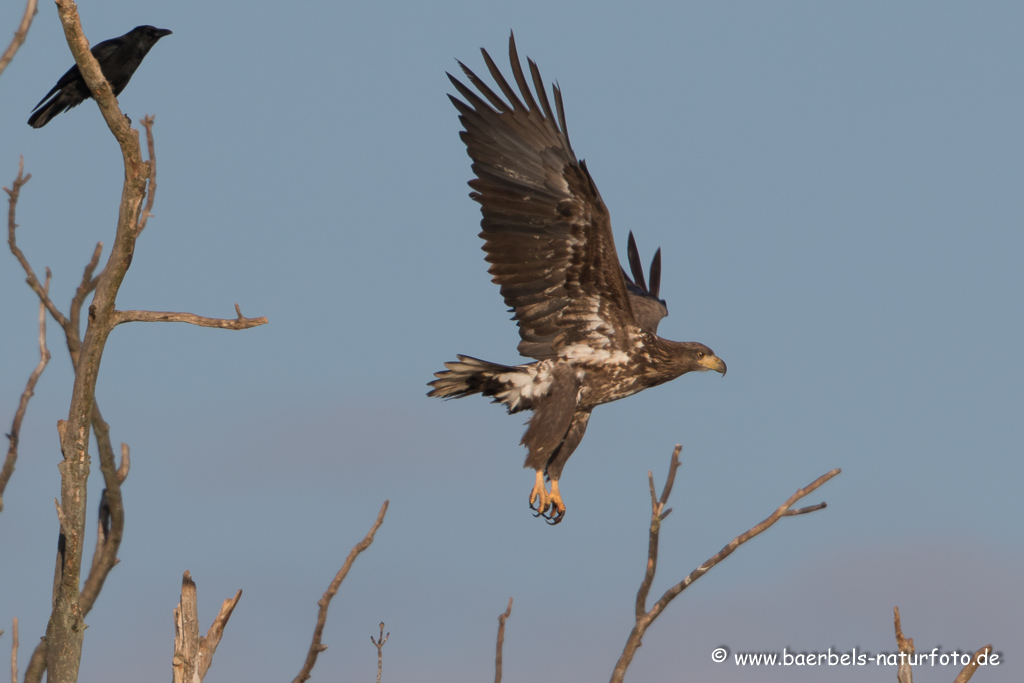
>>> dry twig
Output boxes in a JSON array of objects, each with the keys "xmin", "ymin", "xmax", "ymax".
[
  {"xmin": 6, "ymin": 162, "xmax": 66, "ymax": 328},
  {"xmin": 1, "ymin": 266, "xmax": 51, "ymax": 513},
  {"xmin": 894, "ymin": 606, "xmax": 915, "ymax": 683},
  {"xmin": 80, "ymin": 422, "xmax": 129, "ymax": 614},
  {"xmin": 893, "ymin": 607, "xmax": 993, "ymax": 683},
  {"xmin": 137, "ymin": 116, "xmax": 158, "ymax": 233},
  {"xmin": 10, "ymin": 618, "xmax": 18, "ymax": 683},
  {"xmin": 198, "ymin": 589, "xmax": 242, "ymax": 681},
  {"xmin": 293, "ymin": 501, "xmax": 389, "ymax": 683},
  {"xmin": 371, "ymin": 622, "xmax": 389, "ymax": 683},
  {"xmin": 610, "ymin": 446, "xmax": 839, "ymax": 683},
  {"xmin": 0, "ymin": 0, "xmax": 37, "ymax": 79},
  {"xmin": 171, "ymin": 572, "xmax": 242, "ymax": 683},
  {"xmin": 113, "ymin": 305, "xmax": 268, "ymax": 330},
  {"xmin": 54, "ymin": 1, "xmax": 139, "ymax": 146},
  {"xmin": 495, "ymin": 598, "xmax": 513, "ymax": 683},
  {"xmin": 953, "ymin": 645, "xmax": 994, "ymax": 683}
]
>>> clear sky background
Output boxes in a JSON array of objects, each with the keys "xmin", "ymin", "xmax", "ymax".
[{"xmin": 1, "ymin": 2, "xmax": 1021, "ymax": 682}]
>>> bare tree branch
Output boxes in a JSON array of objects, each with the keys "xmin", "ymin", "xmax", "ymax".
[
  {"xmin": 7, "ymin": 160, "xmax": 104, "ymax": 373},
  {"xmin": 22, "ymin": 643, "xmax": 42, "ymax": 683},
  {"xmin": 137, "ymin": 116, "xmax": 158, "ymax": 234},
  {"xmin": 894, "ymin": 606, "xmax": 914, "ymax": 683},
  {"xmin": 197, "ymin": 588, "xmax": 242, "ymax": 681},
  {"xmin": 113, "ymin": 306, "xmax": 268, "ymax": 330},
  {"xmin": 8, "ymin": 618, "xmax": 16, "ymax": 683},
  {"xmin": 6, "ymin": 152, "xmax": 131, "ymax": 678},
  {"xmin": 171, "ymin": 571, "xmax": 241, "ymax": 683},
  {"xmin": 292, "ymin": 500, "xmax": 389, "ymax": 683},
  {"xmin": 171, "ymin": 572, "xmax": 200, "ymax": 683},
  {"xmin": 36, "ymin": 6, "xmax": 155, "ymax": 677},
  {"xmin": 66, "ymin": 242, "xmax": 104, "ymax": 362},
  {"xmin": 7, "ymin": 161, "xmax": 69, "ymax": 328},
  {"xmin": 893, "ymin": 607, "xmax": 993, "ymax": 683},
  {"xmin": 1, "ymin": 269, "xmax": 51, "ymax": 513},
  {"xmin": 54, "ymin": 1, "xmax": 139, "ymax": 146},
  {"xmin": 117, "ymin": 442, "xmax": 130, "ymax": 483},
  {"xmin": 953, "ymin": 644, "xmax": 993, "ymax": 683},
  {"xmin": 783, "ymin": 502, "xmax": 828, "ymax": 515},
  {"xmin": 79, "ymin": 409, "xmax": 128, "ymax": 615},
  {"xmin": 12, "ymin": 229, "xmax": 126, "ymax": 683},
  {"xmin": 635, "ymin": 445, "xmax": 681, "ymax": 620},
  {"xmin": 371, "ymin": 622, "xmax": 389, "ymax": 683},
  {"xmin": 610, "ymin": 447, "xmax": 840, "ymax": 683},
  {"xmin": 495, "ymin": 598, "xmax": 512, "ymax": 683},
  {"xmin": 8, "ymin": 165, "xmax": 130, "ymax": 629},
  {"xmin": 0, "ymin": 0, "xmax": 37, "ymax": 79}
]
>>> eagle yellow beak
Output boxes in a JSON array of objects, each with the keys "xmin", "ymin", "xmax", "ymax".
[{"xmin": 699, "ymin": 354, "xmax": 727, "ymax": 376}]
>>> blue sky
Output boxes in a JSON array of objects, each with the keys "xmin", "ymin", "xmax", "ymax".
[{"xmin": 1, "ymin": 2, "xmax": 1021, "ymax": 681}]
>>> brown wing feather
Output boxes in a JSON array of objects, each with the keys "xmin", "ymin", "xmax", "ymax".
[
  {"xmin": 622, "ymin": 231, "xmax": 669, "ymax": 334},
  {"xmin": 450, "ymin": 32, "xmax": 637, "ymax": 360}
]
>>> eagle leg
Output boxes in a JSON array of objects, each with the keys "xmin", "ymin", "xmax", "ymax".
[
  {"xmin": 528, "ymin": 470, "xmax": 548, "ymax": 513},
  {"xmin": 546, "ymin": 479, "xmax": 566, "ymax": 524},
  {"xmin": 528, "ymin": 471, "xmax": 566, "ymax": 525}
]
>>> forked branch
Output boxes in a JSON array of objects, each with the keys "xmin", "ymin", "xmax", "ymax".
[
  {"xmin": 292, "ymin": 500, "xmax": 389, "ymax": 683},
  {"xmin": 893, "ymin": 607, "xmax": 993, "ymax": 683},
  {"xmin": 113, "ymin": 304, "xmax": 268, "ymax": 330},
  {"xmin": 371, "ymin": 622, "xmax": 389, "ymax": 683},
  {"xmin": 611, "ymin": 446, "xmax": 840, "ymax": 683},
  {"xmin": 171, "ymin": 571, "xmax": 242, "ymax": 683},
  {"xmin": 7, "ymin": 162, "xmax": 67, "ymax": 329}
]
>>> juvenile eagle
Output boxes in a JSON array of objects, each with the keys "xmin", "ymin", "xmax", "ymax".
[{"xmin": 429, "ymin": 34, "xmax": 726, "ymax": 524}]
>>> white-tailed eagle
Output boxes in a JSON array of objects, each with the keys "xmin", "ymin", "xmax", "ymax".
[{"xmin": 429, "ymin": 34, "xmax": 726, "ymax": 524}]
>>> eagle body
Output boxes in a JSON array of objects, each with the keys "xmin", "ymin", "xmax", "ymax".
[{"xmin": 429, "ymin": 34, "xmax": 726, "ymax": 523}]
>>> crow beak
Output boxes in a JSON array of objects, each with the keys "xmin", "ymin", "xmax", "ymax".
[
  {"xmin": 154, "ymin": 28, "xmax": 173, "ymax": 38},
  {"xmin": 698, "ymin": 354, "xmax": 727, "ymax": 376}
]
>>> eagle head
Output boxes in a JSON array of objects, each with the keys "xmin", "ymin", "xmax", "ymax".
[{"xmin": 681, "ymin": 342, "xmax": 727, "ymax": 376}]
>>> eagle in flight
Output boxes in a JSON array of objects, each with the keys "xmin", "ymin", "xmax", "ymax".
[{"xmin": 429, "ymin": 34, "xmax": 726, "ymax": 524}]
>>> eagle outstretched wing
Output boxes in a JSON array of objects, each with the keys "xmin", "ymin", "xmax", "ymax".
[{"xmin": 449, "ymin": 33, "xmax": 638, "ymax": 361}]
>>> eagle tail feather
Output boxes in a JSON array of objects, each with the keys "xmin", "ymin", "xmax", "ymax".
[{"xmin": 428, "ymin": 354, "xmax": 533, "ymax": 412}]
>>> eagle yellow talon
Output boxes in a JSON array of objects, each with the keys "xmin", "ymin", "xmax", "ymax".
[
  {"xmin": 528, "ymin": 472, "xmax": 566, "ymax": 524},
  {"xmin": 529, "ymin": 470, "xmax": 549, "ymax": 514}
]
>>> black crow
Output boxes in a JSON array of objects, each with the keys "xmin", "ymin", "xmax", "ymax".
[{"xmin": 28, "ymin": 25, "xmax": 172, "ymax": 128}]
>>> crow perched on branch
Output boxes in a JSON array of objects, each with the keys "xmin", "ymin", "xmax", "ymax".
[{"xmin": 28, "ymin": 25, "xmax": 172, "ymax": 128}]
